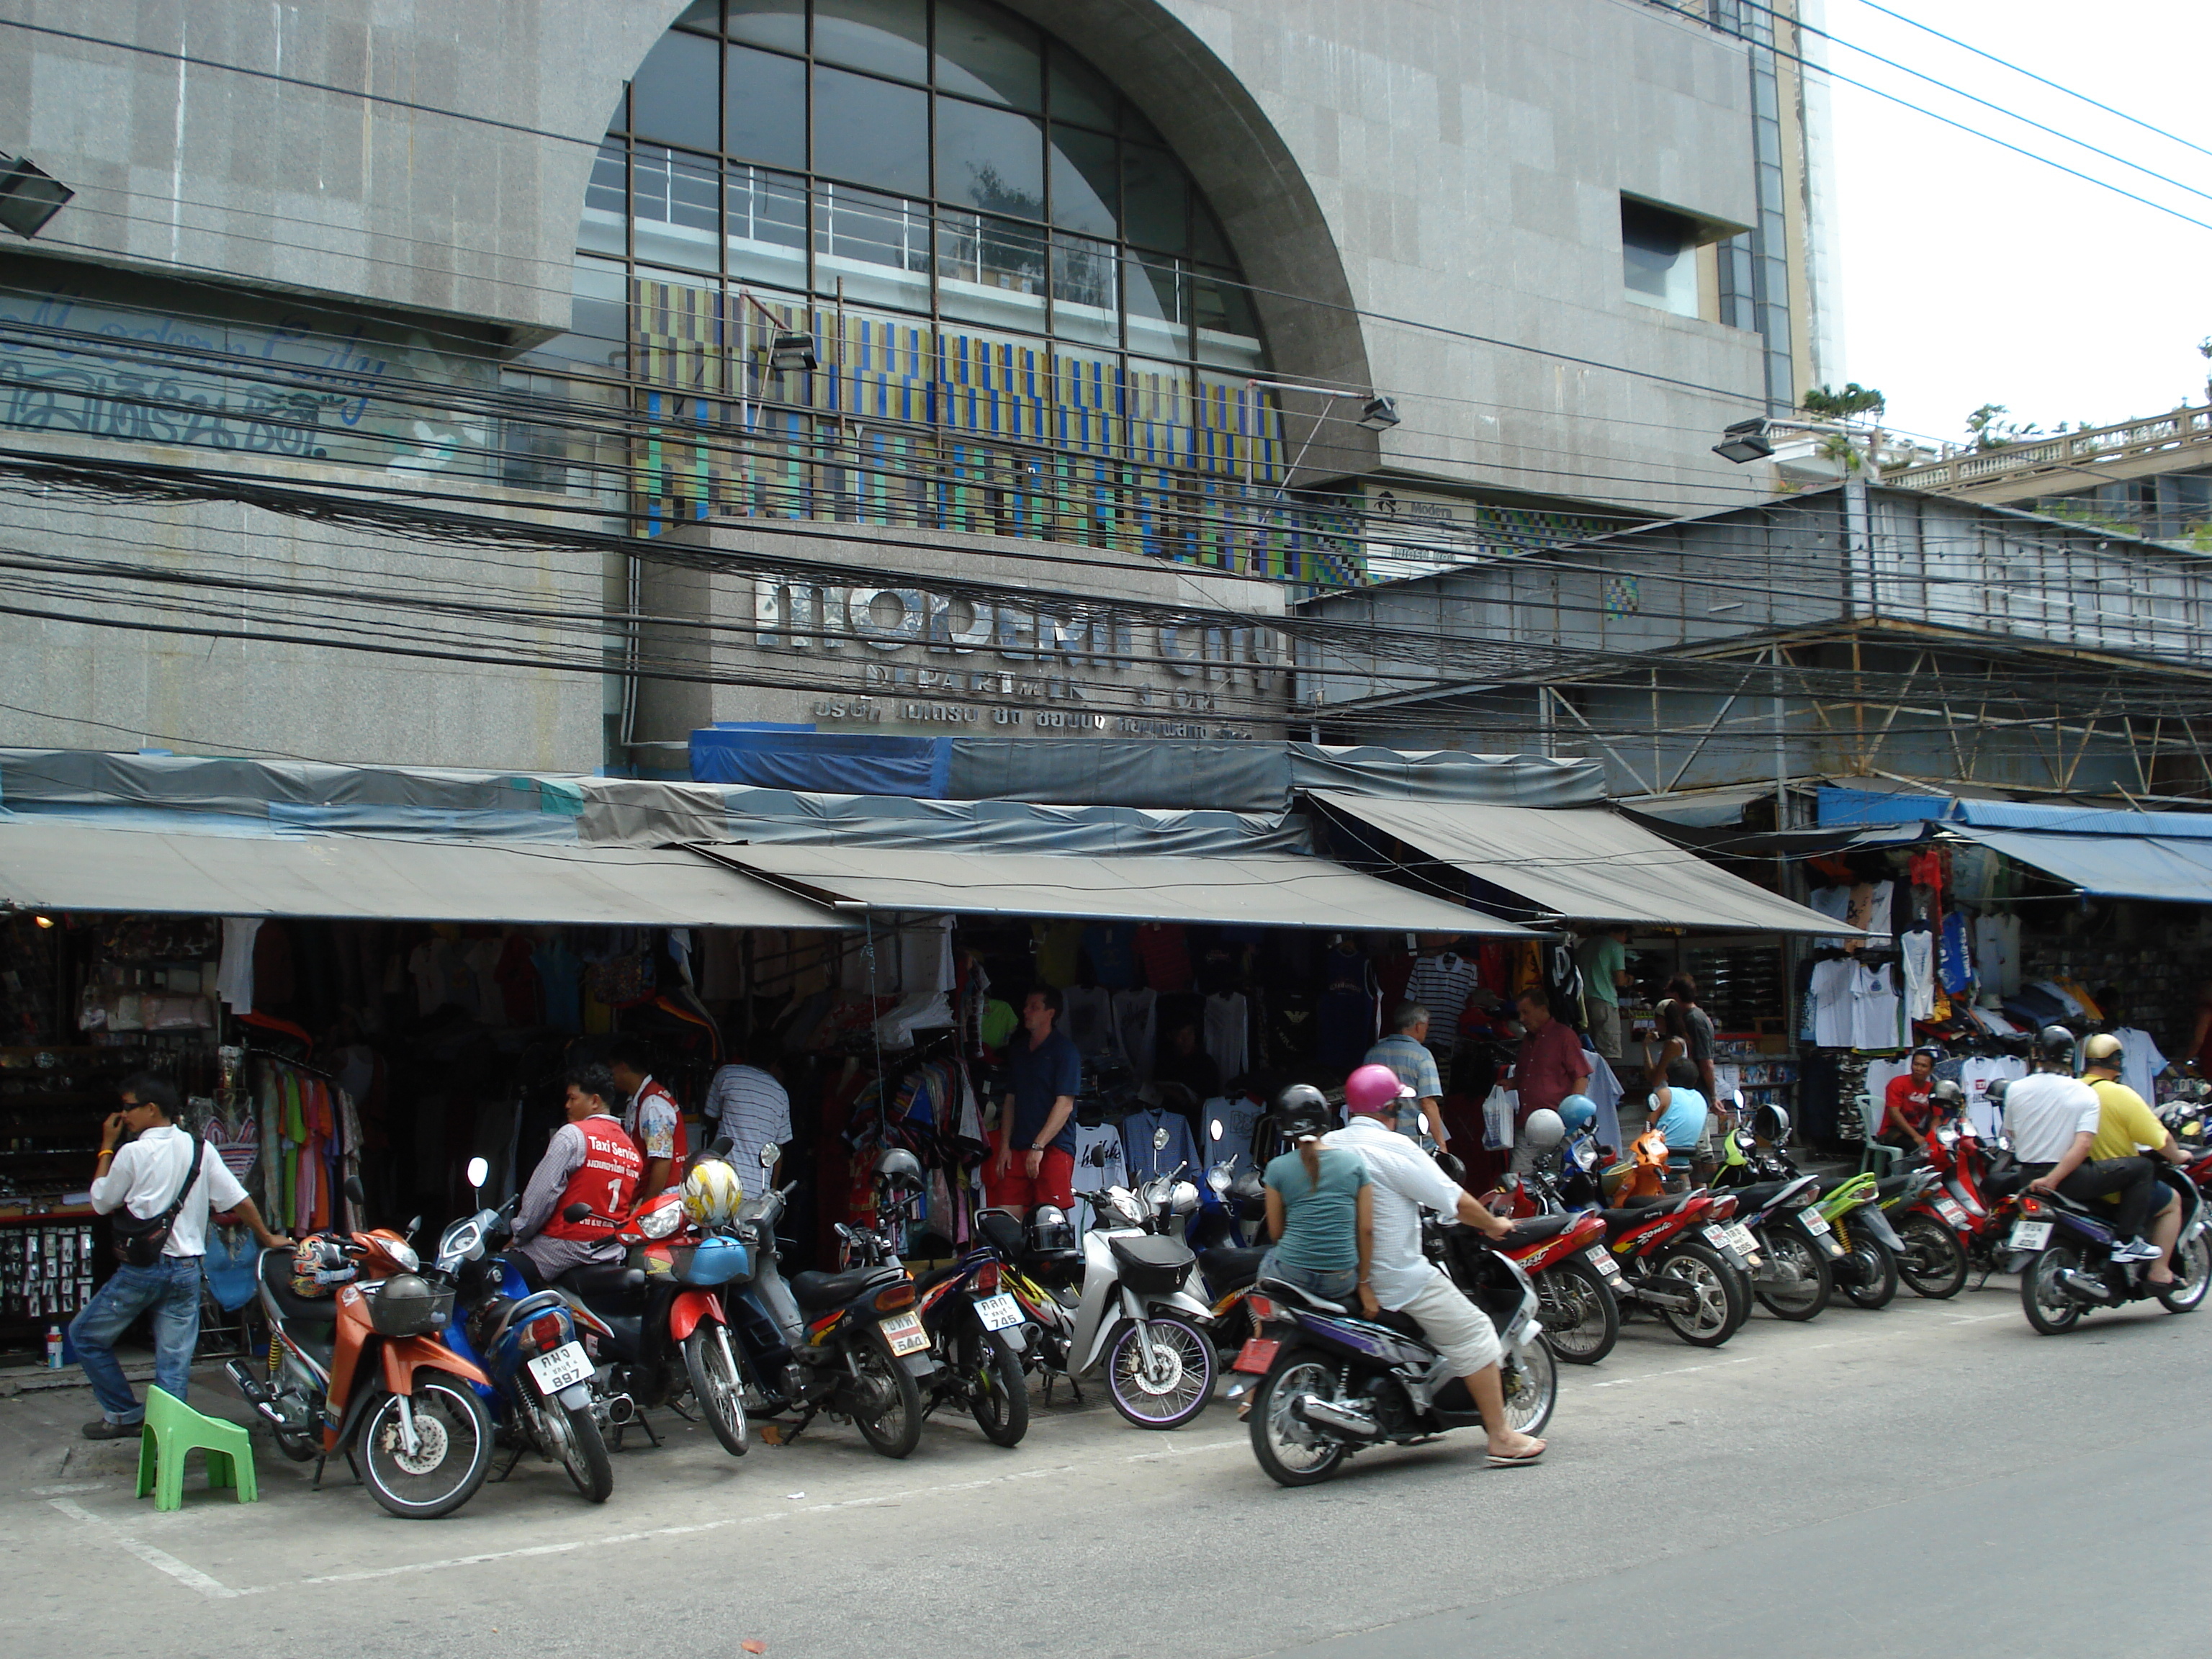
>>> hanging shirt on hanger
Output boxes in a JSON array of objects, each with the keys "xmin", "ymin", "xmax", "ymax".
[
  {"xmin": 1899, "ymin": 929, "xmax": 1936, "ymax": 1022},
  {"xmin": 1202, "ymin": 992, "xmax": 1249, "ymax": 1084},
  {"xmin": 1203, "ymin": 1093, "xmax": 1265, "ymax": 1177},
  {"xmin": 1111, "ymin": 987, "xmax": 1158, "ymax": 1080},
  {"xmin": 1809, "ymin": 958, "xmax": 1856, "ymax": 1049},
  {"xmin": 1061, "ymin": 984, "xmax": 1118, "ymax": 1058},
  {"xmin": 1938, "ymin": 912, "xmax": 1973, "ymax": 997},
  {"xmin": 1135, "ymin": 925, "xmax": 1193, "ymax": 993},
  {"xmin": 1404, "ymin": 951, "xmax": 1480, "ymax": 1036},
  {"xmin": 1081, "ymin": 923, "xmax": 1140, "ymax": 990},
  {"xmin": 2115, "ymin": 1028, "xmax": 2170, "ymax": 1105},
  {"xmin": 1069, "ymin": 1122, "xmax": 1128, "ymax": 1195},
  {"xmin": 1850, "ymin": 961, "xmax": 1902, "ymax": 1050},
  {"xmin": 1120, "ymin": 1107, "xmax": 1199, "ymax": 1182}
]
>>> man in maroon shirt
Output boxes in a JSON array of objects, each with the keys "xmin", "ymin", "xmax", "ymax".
[{"xmin": 1511, "ymin": 988, "xmax": 1591, "ymax": 1128}]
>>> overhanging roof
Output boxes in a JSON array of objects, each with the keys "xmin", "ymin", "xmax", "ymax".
[
  {"xmin": 1948, "ymin": 824, "xmax": 2212, "ymax": 904},
  {"xmin": 691, "ymin": 842, "xmax": 1527, "ymax": 933},
  {"xmin": 1310, "ymin": 792, "xmax": 1855, "ymax": 932},
  {"xmin": 0, "ymin": 822, "xmax": 853, "ymax": 927}
]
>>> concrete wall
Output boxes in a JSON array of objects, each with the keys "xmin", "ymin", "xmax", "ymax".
[{"xmin": 0, "ymin": 433, "xmax": 603, "ymax": 770}]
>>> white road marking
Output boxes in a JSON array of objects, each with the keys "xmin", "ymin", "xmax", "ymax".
[
  {"xmin": 30, "ymin": 1482, "xmax": 113, "ymax": 1496},
  {"xmin": 48, "ymin": 1498, "xmax": 240, "ymax": 1600}
]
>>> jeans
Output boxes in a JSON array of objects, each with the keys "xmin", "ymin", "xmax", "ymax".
[
  {"xmin": 68, "ymin": 1254, "xmax": 204, "ymax": 1423},
  {"xmin": 1256, "ymin": 1252, "xmax": 1360, "ymax": 1303}
]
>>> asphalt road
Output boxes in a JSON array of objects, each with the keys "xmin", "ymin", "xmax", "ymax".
[{"xmin": 2, "ymin": 1280, "xmax": 2203, "ymax": 1659}]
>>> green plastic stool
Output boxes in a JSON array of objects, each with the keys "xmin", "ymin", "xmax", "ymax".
[{"xmin": 135, "ymin": 1385, "xmax": 258, "ymax": 1511}]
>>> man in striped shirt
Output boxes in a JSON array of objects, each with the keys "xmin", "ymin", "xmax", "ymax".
[{"xmin": 704, "ymin": 1035, "xmax": 793, "ymax": 1190}]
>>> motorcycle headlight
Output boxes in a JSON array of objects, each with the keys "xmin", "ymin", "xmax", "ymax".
[
  {"xmin": 385, "ymin": 1239, "xmax": 421, "ymax": 1272},
  {"xmin": 1208, "ymin": 1167, "xmax": 1231, "ymax": 1194},
  {"xmin": 1169, "ymin": 1181, "xmax": 1200, "ymax": 1216},
  {"xmin": 1575, "ymin": 1143, "xmax": 1597, "ymax": 1171},
  {"xmin": 639, "ymin": 1203, "xmax": 683, "ymax": 1240}
]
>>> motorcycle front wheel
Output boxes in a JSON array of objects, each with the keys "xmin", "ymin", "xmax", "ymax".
[
  {"xmin": 1535, "ymin": 1261, "xmax": 1619, "ymax": 1364},
  {"xmin": 1755, "ymin": 1231, "xmax": 1833, "ymax": 1321},
  {"xmin": 849, "ymin": 1341, "xmax": 925, "ymax": 1459},
  {"xmin": 532, "ymin": 1385, "xmax": 612, "ymax": 1503},
  {"xmin": 1895, "ymin": 1213, "xmax": 1969, "ymax": 1299},
  {"xmin": 1838, "ymin": 1233, "xmax": 1899, "ymax": 1310},
  {"xmin": 959, "ymin": 1329, "xmax": 1030, "ymax": 1448},
  {"xmin": 2021, "ymin": 1246, "xmax": 2085, "ymax": 1334},
  {"xmin": 359, "ymin": 1373, "xmax": 494, "ymax": 1520},
  {"xmin": 1501, "ymin": 1337, "xmax": 1557, "ymax": 1437},
  {"xmin": 2159, "ymin": 1233, "xmax": 2212, "ymax": 1313},
  {"xmin": 1651, "ymin": 1241, "xmax": 1740, "ymax": 1348},
  {"xmin": 682, "ymin": 1324, "xmax": 750, "ymax": 1457},
  {"xmin": 1105, "ymin": 1316, "xmax": 1214, "ymax": 1430},
  {"xmin": 1249, "ymin": 1352, "xmax": 1350, "ymax": 1488}
]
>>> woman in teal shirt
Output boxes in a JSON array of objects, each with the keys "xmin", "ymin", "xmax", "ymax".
[{"xmin": 1262, "ymin": 1087, "xmax": 1375, "ymax": 1315}]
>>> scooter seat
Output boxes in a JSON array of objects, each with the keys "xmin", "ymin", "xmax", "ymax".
[
  {"xmin": 1723, "ymin": 1180, "xmax": 1792, "ymax": 1213},
  {"xmin": 1875, "ymin": 1174, "xmax": 1912, "ymax": 1202},
  {"xmin": 1503, "ymin": 1215, "xmax": 1577, "ymax": 1246},
  {"xmin": 557, "ymin": 1262, "xmax": 650, "ymax": 1300},
  {"xmin": 788, "ymin": 1265, "xmax": 901, "ymax": 1310},
  {"xmin": 258, "ymin": 1248, "xmax": 341, "ymax": 1329},
  {"xmin": 1199, "ymin": 1245, "xmax": 1268, "ymax": 1289}
]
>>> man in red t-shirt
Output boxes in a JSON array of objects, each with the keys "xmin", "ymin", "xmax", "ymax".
[
  {"xmin": 1879, "ymin": 1048, "xmax": 1938, "ymax": 1154},
  {"xmin": 1510, "ymin": 988, "xmax": 1591, "ymax": 1127}
]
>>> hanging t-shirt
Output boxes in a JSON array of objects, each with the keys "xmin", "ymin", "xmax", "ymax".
[
  {"xmin": 1958, "ymin": 1056, "xmax": 2026, "ymax": 1138},
  {"xmin": 1899, "ymin": 929, "xmax": 1936, "ymax": 1021},
  {"xmin": 1069, "ymin": 1123, "xmax": 1128, "ymax": 1195},
  {"xmin": 1202, "ymin": 992, "xmax": 1249, "ymax": 1083},
  {"xmin": 1580, "ymin": 1047, "xmax": 1624, "ymax": 1151},
  {"xmin": 1111, "ymin": 987, "xmax": 1158, "ymax": 1080},
  {"xmin": 1203, "ymin": 1093, "xmax": 1265, "ymax": 1177},
  {"xmin": 1938, "ymin": 912, "xmax": 1973, "ymax": 997},
  {"xmin": 2116, "ymin": 1028, "xmax": 2169, "ymax": 1105},
  {"xmin": 1081, "ymin": 924, "xmax": 1140, "ymax": 990},
  {"xmin": 1809, "ymin": 958, "xmax": 1856, "ymax": 1049},
  {"xmin": 1850, "ymin": 961, "xmax": 1902, "ymax": 1051},
  {"xmin": 534, "ymin": 942, "xmax": 584, "ymax": 1032},
  {"xmin": 1135, "ymin": 925, "xmax": 1193, "ymax": 993},
  {"xmin": 898, "ymin": 917, "xmax": 955, "ymax": 994},
  {"xmin": 1061, "ymin": 984, "xmax": 1118, "ymax": 1058},
  {"xmin": 1121, "ymin": 1107, "xmax": 1200, "ymax": 1182},
  {"xmin": 1032, "ymin": 921, "xmax": 1084, "ymax": 989},
  {"xmin": 1404, "ymin": 952, "xmax": 1481, "ymax": 1037}
]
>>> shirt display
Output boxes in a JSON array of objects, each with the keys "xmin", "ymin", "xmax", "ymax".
[
  {"xmin": 2115, "ymin": 1027, "xmax": 2169, "ymax": 1105},
  {"xmin": 1404, "ymin": 952, "xmax": 1481, "ymax": 1037},
  {"xmin": 1080, "ymin": 923, "xmax": 1139, "ymax": 989},
  {"xmin": 1069, "ymin": 1122, "xmax": 1128, "ymax": 1195},
  {"xmin": 1110, "ymin": 987, "xmax": 1158, "ymax": 1081},
  {"xmin": 1202, "ymin": 992, "xmax": 1250, "ymax": 1084},
  {"xmin": 1809, "ymin": 958, "xmax": 1856, "ymax": 1048},
  {"xmin": 1899, "ymin": 929, "xmax": 1936, "ymax": 1021},
  {"xmin": 1847, "ymin": 881, "xmax": 1894, "ymax": 940},
  {"xmin": 1938, "ymin": 912, "xmax": 1974, "ymax": 996},
  {"xmin": 1957, "ymin": 1056, "xmax": 2026, "ymax": 1138},
  {"xmin": 1204, "ymin": 1093, "xmax": 1265, "ymax": 1176},
  {"xmin": 1061, "ymin": 984, "xmax": 1117, "ymax": 1058},
  {"xmin": 1135, "ymin": 924, "xmax": 1192, "ymax": 992},
  {"xmin": 2002, "ymin": 1071, "xmax": 2100, "ymax": 1164},
  {"xmin": 1971, "ymin": 913, "xmax": 2023, "ymax": 997},
  {"xmin": 1032, "ymin": 921, "xmax": 1084, "ymax": 989},
  {"xmin": 1120, "ymin": 1107, "xmax": 1199, "ymax": 1182},
  {"xmin": 1849, "ymin": 962, "xmax": 1902, "ymax": 1051}
]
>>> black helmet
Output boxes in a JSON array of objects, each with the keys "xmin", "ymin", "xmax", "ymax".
[
  {"xmin": 1984, "ymin": 1076, "xmax": 2010, "ymax": 1108},
  {"xmin": 1274, "ymin": 1083, "xmax": 1332, "ymax": 1141},
  {"xmin": 2037, "ymin": 1025, "xmax": 2077, "ymax": 1067}
]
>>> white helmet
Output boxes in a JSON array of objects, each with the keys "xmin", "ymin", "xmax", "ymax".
[
  {"xmin": 1522, "ymin": 1108, "xmax": 1566, "ymax": 1149},
  {"xmin": 680, "ymin": 1158, "xmax": 745, "ymax": 1229}
]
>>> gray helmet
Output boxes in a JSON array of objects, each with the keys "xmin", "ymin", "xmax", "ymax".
[
  {"xmin": 873, "ymin": 1147, "xmax": 925, "ymax": 1190},
  {"xmin": 2037, "ymin": 1025, "xmax": 2077, "ymax": 1067}
]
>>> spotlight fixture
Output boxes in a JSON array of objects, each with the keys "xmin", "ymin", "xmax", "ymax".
[
  {"xmin": 768, "ymin": 331, "xmax": 819, "ymax": 373},
  {"xmin": 1712, "ymin": 418, "xmax": 1776, "ymax": 464},
  {"xmin": 0, "ymin": 155, "xmax": 73, "ymax": 239},
  {"xmin": 1357, "ymin": 395, "xmax": 1401, "ymax": 432}
]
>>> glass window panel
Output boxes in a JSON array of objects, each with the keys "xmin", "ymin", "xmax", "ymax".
[
  {"xmin": 727, "ymin": 164, "xmax": 809, "ymax": 289},
  {"xmin": 631, "ymin": 145, "xmax": 722, "ymax": 273},
  {"xmin": 1121, "ymin": 144, "xmax": 1187, "ymax": 251},
  {"xmin": 934, "ymin": 0, "xmax": 1041, "ymax": 112},
  {"xmin": 1122, "ymin": 99, "xmax": 1164, "ymax": 145},
  {"xmin": 1047, "ymin": 47, "xmax": 1115, "ymax": 131},
  {"xmin": 1048, "ymin": 123, "xmax": 1116, "ymax": 237},
  {"xmin": 815, "ymin": 182, "xmax": 932, "ymax": 311},
  {"xmin": 935, "ymin": 211, "xmax": 1047, "ymax": 328},
  {"xmin": 1192, "ymin": 199, "xmax": 1233, "ymax": 267},
  {"xmin": 814, "ymin": 0, "xmax": 927, "ymax": 82},
  {"xmin": 629, "ymin": 30, "xmax": 720, "ymax": 153},
  {"xmin": 813, "ymin": 67, "xmax": 928, "ymax": 194},
  {"xmin": 936, "ymin": 96, "xmax": 1045, "ymax": 220},
  {"xmin": 1124, "ymin": 254, "xmax": 1187, "ymax": 359},
  {"xmin": 726, "ymin": 0, "xmax": 805, "ymax": 51},
  {"xmin": 579, "ymin": 141, "xmax": 627, "ymax": 256},
  {"xmin": 527, "ymin": 257, "xmax": 630, "ymax": 374},
  {"xmin": 1050, "ymin": 233, "xmax": 1118, "ymax": 349},
  {"xmin": 1193, "ymin": 266, "xmax": 1263, "ymax": 369},
  {"xmin": 674, "ymin": 1, "xmax": 721, "ymax": 32},
  {"xmin": 724, "ymin": 42, "xmax": 806, "ymax": 169}
]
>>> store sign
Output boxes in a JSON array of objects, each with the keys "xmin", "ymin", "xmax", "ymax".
[{"xmin": 753, "ymin": 580, "xmax": 1282, "ymax": 737}]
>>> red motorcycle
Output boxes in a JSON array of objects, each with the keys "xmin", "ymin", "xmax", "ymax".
[
  {"xmin": 1899, "ymin": 1112, "xmax": 2026, "ymax": 1296},
  {"xmin": 1494, "ymin": 1210, "xmax": 1622, "ymax": 1364}
]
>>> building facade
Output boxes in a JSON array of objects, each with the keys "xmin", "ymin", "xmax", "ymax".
[{"xmin": 0, "ymin": 0, "xmax": 1831, "ymax": 773}]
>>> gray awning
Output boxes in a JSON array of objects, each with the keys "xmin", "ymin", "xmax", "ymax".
[
  {"xmin": 0, "ymin": 822, "xmax": 853, "ymax": 927},
  {"xmin": 1948, "ymin": 824, "xmax": 2212, "ymax": 904},
  {"xmin": 691, "ymin": 842, "xmax": 1528, "ymax": 933},
  {"xmin": 1310, "ymin": 791, "xmax": 1854, "ymax": 933}
]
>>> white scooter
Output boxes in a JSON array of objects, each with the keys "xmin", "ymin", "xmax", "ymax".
[{"xmin": 1064, "ymin": 1166, "xmax": 1218, "ymax": 1430}]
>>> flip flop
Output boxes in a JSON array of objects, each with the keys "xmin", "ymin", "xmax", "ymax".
[{"xmin": 1487, "ymin": 1440, "xmax": 1547, "ymax": 1468}]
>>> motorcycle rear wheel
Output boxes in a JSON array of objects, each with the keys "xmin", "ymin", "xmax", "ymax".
[
  {"xmin": 1839, "ymin": 1234, "xmax": 1899, "ymax": 1310},
  {"xmin": 849, "ymin": 1342, "xmax": 925, "ymax": 1459},
  {"xmin": 1536, "ymin": 1261, "xmax": 1619, "ymax": 1364},
  {"xmin": 1105, "ymin": 1316, "xmax": 1214, "ymax": 1430},
  {"xmin": 1896, "ymin": 1213, "xmax": 1969, "ymax": 1299},
  {"xmin": 1755, "ymin": 1232, "xmax": 1833, "ymax": 1321},
  {"xmin": 2021, "ymin": 1246, "xmax": 2085, "ymax": 1334},
  {"xmin": 359, "ymin": 1373, "xmax": 494, "ymax": 1520},
  {"xmin": 2158, "ymin": 1234, "xmax": 2211, "ymax": 1313},
  {"xmin": 1651, "ymin": 1241, "xmax": 1740, "ymax": 1348},
  {"xmin": 533, "ymin": 1386, "xmax": 613, "ymax": 1504},
  {"xmin": 959, "ymin": 1328, "xmax": 1030, "ymax": 1448},
  {"xmin": 682, "ymin": 1325, "xmax": 750, "ymax": 1457},
  {"xmin": 1249, "ymin": 1352, "xmax": 1350, "ymax": 1488}
]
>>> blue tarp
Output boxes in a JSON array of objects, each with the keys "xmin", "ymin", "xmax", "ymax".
[
  {"xmin": 1814, "ymin": 788, "xmax": 1958, "ymax": 827},
  {"xmin": 1948, "ymin": 825, "xmax": 2212, "ymax": 903},
  {"xmin": 689, "ymin": 727, "xmax": 953, "ymax": 796},
  {"xmin": 1817, "ymin": 787, "xmax": 2212, "ymax": 841}
]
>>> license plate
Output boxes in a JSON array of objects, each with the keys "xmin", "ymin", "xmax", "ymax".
[
  {"xmin": 879, "ymin": 1312, "xmax": 930, "ymax": 1357},
  {"xmin": 1933, "ymin": 1197, "xmax": 1969, "ymax": 1226},
  {"xmin": 974, "ymin": 1292, "xmax": 1022, "ymax": 1332},
  {"xmin": 1726, "ymin": 1223, "xmax": 1760, "ymax": 1259},
  {"xmin": 1584, "ymin": 1246, "xmax": 1622, "ymax": 1280},
  {"xmin": 1800, "ymin": 1211, "xmax": 1830, "ymax": 1236},
  {"xmin": 1233, "ymin": 1337, "xmax": 1280, "ymax": 1375},
  {"xmin": 525, "ymin": 1340, "xmax": 591, "ymax": 1395},
  {"xmin": 2008, "ymin": 1219, "xmax": 2053, "ymax": 1251}
]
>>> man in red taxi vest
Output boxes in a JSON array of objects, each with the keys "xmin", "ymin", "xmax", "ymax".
[{"xmin": 513, "ymin": 1063, "xmax": 643, "ymax": 1286}]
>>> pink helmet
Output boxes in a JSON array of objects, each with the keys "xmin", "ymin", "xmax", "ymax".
[{"xmin": 1344, "ymin": 1064, "xmax": 1407, "ymax": 1118}]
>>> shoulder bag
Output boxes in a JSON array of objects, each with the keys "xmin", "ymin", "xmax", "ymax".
[{"xmin": 109, "ymin": 1133, "xmax": 207, "ymax": 1267}]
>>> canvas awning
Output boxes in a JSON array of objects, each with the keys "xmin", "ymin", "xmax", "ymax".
[
  {"xmin": 1309, "ymin": 792, "xmax": 1854, "ymax": 932},
  {"xmin": 690, "ymin": 842, "xmax": 1527, "ymax": 932},
  {"xmin": 1947, "ymin": 824, "xmax": 2212, "ymax": 904},
  {"xmin": 0, "ymin": 821, "xmax": 853, "ymax": 927}
]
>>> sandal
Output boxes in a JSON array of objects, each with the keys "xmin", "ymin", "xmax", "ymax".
[{"xmin": 1487, "ymin": 1439, "xmax": 1547, "ymax": 1467}]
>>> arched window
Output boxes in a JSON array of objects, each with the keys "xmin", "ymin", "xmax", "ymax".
[{"xmin": 557, "ymin": 0, "xmax": 1346, "ymax": 581}]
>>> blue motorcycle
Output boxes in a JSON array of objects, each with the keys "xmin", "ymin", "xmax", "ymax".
[{"xmin": 426, "ymin": 1157, "xmax": 618, "ymax": 1503}]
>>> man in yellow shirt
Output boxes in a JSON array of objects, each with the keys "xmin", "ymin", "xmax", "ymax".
[{"xmin": 2082, "ymin": 1033, "xmax": 2190, "ymax": 1286}]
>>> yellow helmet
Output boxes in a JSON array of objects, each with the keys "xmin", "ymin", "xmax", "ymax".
[{"xmin": 680, "ymin": 1157, "xmax": 745, "ymax": 1229}]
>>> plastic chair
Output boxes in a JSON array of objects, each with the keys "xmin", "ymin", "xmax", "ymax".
[{"xmin": 135, "ymin": 1385, "xmax": 258, "ymax": 1511}]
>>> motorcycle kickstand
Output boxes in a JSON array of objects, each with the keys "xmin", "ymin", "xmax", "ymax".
[
  {"xmin": 629, "ymin": 1409, "xmax": 664, "ymax": 1449},
  {"xmin": 493, "ymin": 1442, "xmax": 529, "ymax": 1482},
  {"xmin": 310, "ymin": 1455, "xmax": 326, "ymax": 1492}
]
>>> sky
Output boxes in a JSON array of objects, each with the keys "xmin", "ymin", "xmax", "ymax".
[{"xmin": 1820, "ymin": 0, "xmax": 2210, "ymax": 449}]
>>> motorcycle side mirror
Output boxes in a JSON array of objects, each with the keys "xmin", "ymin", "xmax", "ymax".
[
  {"xmin": 343, "ymin": 1174, "xmax": 367, "ymax": 1206},
  {"xmin": 405, "ymin": 1216, "xmax": 421, "ymax": 1238},
  {"xmin": 761, "ymin": 1143, "xmax": 778, "ymax": 1169},
  {"xmin": 562, "ymin": 1201, "xmax": 593, "ymax": 1224},
  {"xmin": 465, "ymin": 1156, "xmax": 488, "ymax": 1191},
  {"xmin": 1209, "ymin": 1118, "xmax": 1223, "ymax": 1142},
  {"xmin": 1154, "ymin": 1125, "xmax": 1170, "ymax": 1151}
]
